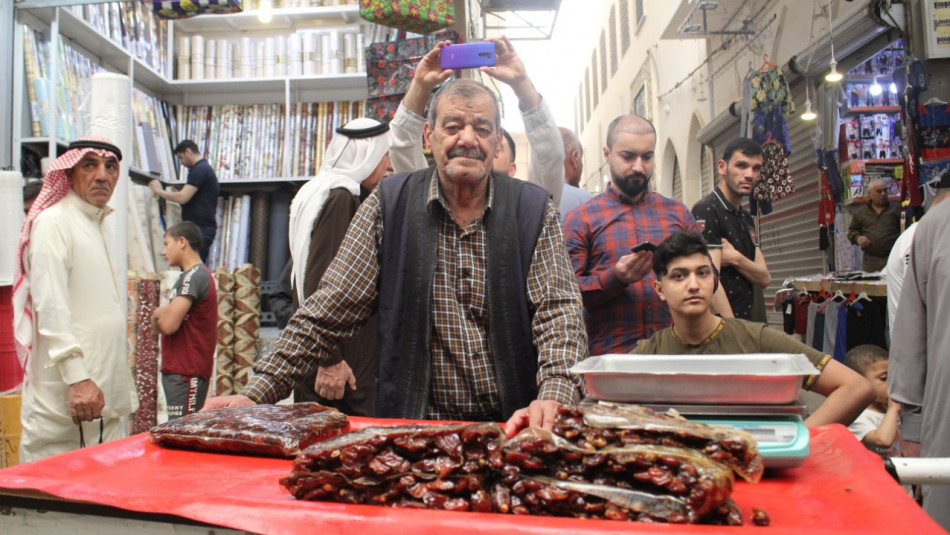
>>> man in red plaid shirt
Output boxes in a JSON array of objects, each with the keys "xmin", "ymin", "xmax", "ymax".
[{"xmin": 563, "ymin": 115, "xmax": 700, "ymax": 356}]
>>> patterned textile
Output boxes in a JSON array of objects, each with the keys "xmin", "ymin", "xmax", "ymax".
[
  {"xmin": 359, "ymin": 0, "xmax": 455, "ymax": 35},
  {"xmin": 150, "ymin": 0, "xmax": 241, "ymax": 20},
  {"xmin": 563, "ymin": 188, "xmax": 700, "ymax": 356},
  {"xmin": 131, "ymin": 276, "xmax": 160, "ymax": 434},
  {"xmin": 13, "ymin": 135, "xmax": 121, "ymax": 391},
  {"xmin": 232, "ymin": 264, "xmax": 260, "ymax": 389},
  {"xmin": 214, "ymin": 268, "xmax": 236, "ymax": 396},
  {"xmin": 748, "ymin": 66, "xmax": 795, "ymax": 152},
  {"xmin": 751, "ymin": 141, "xmax": 794, "ymax": 215}
]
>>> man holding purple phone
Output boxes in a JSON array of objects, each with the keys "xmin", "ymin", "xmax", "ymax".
[{"xmin": 388, "ymin": 36, "xmax": 565, "ymax": 207}]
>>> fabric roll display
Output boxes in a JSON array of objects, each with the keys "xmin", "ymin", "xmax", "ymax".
[
  {"xmin": 232, "ymin": 264, "xmax": 261, "ymax": 389},
  {"xmin": 249, "ymin": 191, "xmax": 270, "ymax": 276},
  {"xmin": 215, "ymin": 268, "xmax": 236, "ymax": 396},
  {"xmin": 131, "ymin": 275, "xmax": 160, "ymax": 434}
]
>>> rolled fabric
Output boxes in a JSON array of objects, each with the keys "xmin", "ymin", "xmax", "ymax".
[
  {"xmin": 249, "ymin": 191, "xmax": 270, "ymax": 273},
  {"xmin": 132, "ymin": 275, "xmax": 160, "ymax": 434},
  {"xmin": 232, "ymin": 264, "xmax": 261, "ymax": 389},
  {"xmin": 214, "ymin": 268, "xmax": 236, "ymax": 396}
]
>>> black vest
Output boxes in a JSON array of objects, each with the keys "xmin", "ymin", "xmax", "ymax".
[{"xmin": 376, "ymin": 168, "xmax": 548, "ymax": 420}]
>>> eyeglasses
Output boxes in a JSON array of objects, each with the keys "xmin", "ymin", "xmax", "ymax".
[{"xmin": 79, "ymin": 418, "xmax": 104, "ymax": 448}]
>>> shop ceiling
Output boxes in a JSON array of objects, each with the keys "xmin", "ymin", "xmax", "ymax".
[
  {"xmin": 661, "ymin": 0, "xmax": 760, "ymax": 40},
  {"xmin": 481, "ymin": 0, "xmax": 561, "ymax": 40}
]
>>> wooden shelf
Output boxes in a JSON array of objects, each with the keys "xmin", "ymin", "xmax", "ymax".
[
  {"xmin": 842, "ymin": 105, "xmax": 901, "ymax": 116},
  {"xmin": 172, "ymin": 5, "xmax": 360, "ymax": 33}
]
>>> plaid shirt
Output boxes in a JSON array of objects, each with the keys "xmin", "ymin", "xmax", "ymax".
[
  {"xmin": 244, "ymin": 172, "xmax": 586, "ymax": 419},
  {"xmin": 564, "ymin": 187, "xmax": 699, "ymax": 356}
]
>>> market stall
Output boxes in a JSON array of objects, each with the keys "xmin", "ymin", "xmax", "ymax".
[{"xmin": 0, "ymin": 417, "xmax": 941, "ymax": 535}]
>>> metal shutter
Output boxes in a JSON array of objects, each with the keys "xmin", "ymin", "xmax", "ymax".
[
  {"xmin": 700, "ymin": 145, "xmax": 715, "ymax": 196},
  {"xmin": 672, "ymin": 155, "xmax": 683, "ymax": 201}
]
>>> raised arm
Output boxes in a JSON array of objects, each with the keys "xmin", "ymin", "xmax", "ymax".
[
  {"xmin": 481, "ymin": 36, "xmax": 564, "ymax": 205},
  {"xmin": 389, "ymin": 41, "xmax": 454, "ymax": 174}
]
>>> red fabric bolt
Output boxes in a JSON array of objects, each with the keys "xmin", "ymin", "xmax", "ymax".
[{"xmin": 0, "ymin": 285, "xmax": 22, "ymax": 392}]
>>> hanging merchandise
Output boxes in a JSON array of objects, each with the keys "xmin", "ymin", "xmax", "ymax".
[
  {"xmin": 916, "ymin": 101, "xmax": 950, "ymax": 185},
  {"xmin": 148, "ymin": 0, "xmax": 242, "ymax": 20},
  {"xmin": 744, "ymin": 62, "xmax": 796, "ymax": 215},
  {"xmin": 359, "ymin": 0, "xmax": 455, "ymax": 35},
  {"xmin": 364, "ymin": 29, "xmax": 460, "ymax": 122}
]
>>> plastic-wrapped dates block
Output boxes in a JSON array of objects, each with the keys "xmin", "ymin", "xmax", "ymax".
[
  {"xmin": 149, "ymin": 403, "xmax": 349, "ymax": 457},
  {"xmin": 554, "ymin": 403, "xmax": 764, "ymax": 483},
  {"xmin": 282, "ymin": 422, "xmax": 503, "ymax": 511}
]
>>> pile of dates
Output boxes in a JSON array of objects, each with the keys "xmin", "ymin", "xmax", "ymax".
[{"xmin": 282, "ymin": 404, "xmax": 766, "ymax": 525}]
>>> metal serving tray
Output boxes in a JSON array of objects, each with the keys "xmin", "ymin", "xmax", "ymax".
[{"xmin": 571, "ymin": 353, "xmax": 821, "ymax": 405}]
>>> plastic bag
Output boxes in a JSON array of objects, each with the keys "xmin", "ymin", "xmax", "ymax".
[
  {"xmin": 555, "ymin": 403, "xmax": 764, "ymax": 483},
  {"xmin": 148, "ymin": 402, "xmax": 348, "ymax": 457}
]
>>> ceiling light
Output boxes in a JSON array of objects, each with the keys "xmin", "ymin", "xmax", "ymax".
[
  {"xmin": 889, "ymin": 82, "xmax": 898, "ymax": 94},
  {"xmin": 825, "ymin": 59, "xmax": 843, "ymax": 83},
  {"xmin": 801, "ymin": 100, "xmax": 817, "ymax": 121},
  {"xmin": 869, "ymin": 76, "xmax": 882, "ymax": 96},
  {"xmin": 824, "ymin": 5, "xmax": 843, "ymax": 83},
  {"xmin": 801, "ymin": 82, "xmax": 817, "ymax": 121}
]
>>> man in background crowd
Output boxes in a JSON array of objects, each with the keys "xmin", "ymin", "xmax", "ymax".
[
  {"xmin": 149, "ymin": 140, "xmax": 220, "ymax": 263},
  {"xmin": 286, "ymin": 118, "xmax": 391, "ymax": 415},
  {"xmin": 848, "ymin": 178, "xmax": 900, "ymax": 272},
  {"xmin": 23, "ymin": 180, "xmax": 42, "ymax": 214},
  {"xmin": 692, "ymin": 138, "xmax": 771, "ymax": 321},
  {"xmin": 564, "ymin": 115, "xmax": 699, "ymax": 355},
  {"xmin": 889, "ymin": 179, "xmax": 950, "ymax": 531},
  {"xmin": 13, "ymin": 136, "xmax": 138, "ymax": 461},
  {"xmin": 558, "ymin": 126, "xmax": 592, "ymax": 222}
]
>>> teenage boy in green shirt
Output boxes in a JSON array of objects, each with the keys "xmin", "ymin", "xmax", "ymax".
[{"xmin": 631, "ymin": 231, "xmax": 874, "ymax": 427}]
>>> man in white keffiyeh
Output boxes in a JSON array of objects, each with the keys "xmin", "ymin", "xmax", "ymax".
[
  {"xmin": 287, "ymin": 118, "xmax": 391, "ymax": 416},
  {"xmin": 13, "ymin": 136, "xmax": 138, "ymax": 462}
]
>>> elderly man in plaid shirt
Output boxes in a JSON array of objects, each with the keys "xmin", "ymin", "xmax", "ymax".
[
  {"xmin": 205, "ymin": 79, "xmax": 588, "ymax": 435},
  {"xmin": 563, "ymin": 115, "xmax": 700, "ymax": 356}
]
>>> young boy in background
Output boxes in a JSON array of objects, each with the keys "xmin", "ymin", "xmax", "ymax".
[
  {"xmin": 845, "ymin": 344, "xmax": 902, "ymax": 455},
  {"xmin": 631, "ymin": 231, "xmax": 873, "ymax": 427},
  {"xmin": 152, "ymin": 221, "xmax": 217, "ymax": 419}
]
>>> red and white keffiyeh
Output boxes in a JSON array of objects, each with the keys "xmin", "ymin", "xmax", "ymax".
[{"xmin": 10, "ymin": 135, "xmax": 122, "ymax": 391}]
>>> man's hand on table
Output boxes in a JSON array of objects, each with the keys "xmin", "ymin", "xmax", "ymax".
[
  {"xmin": 504, "ymin": 399, "xmax": 562, "ymax": 438},
  {"xmin": 201, "ymin": 394, "xmax": 255, "ymax": 411}
]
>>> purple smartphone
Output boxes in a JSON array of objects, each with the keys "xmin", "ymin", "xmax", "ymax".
[{"xmin": 440, "ymin": 42, "xmax": 496, "ymax": 70}]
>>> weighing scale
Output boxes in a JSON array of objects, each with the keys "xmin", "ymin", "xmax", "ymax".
[
  {"xmin": 578, "ymin": 398, "xmax": 811, "ymax": 468},
  {"xmin": 642, "ymin": 401, "xmax": 810, "ymax": 468}
]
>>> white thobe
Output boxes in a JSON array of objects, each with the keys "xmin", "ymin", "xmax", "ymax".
[
  {"xmin": 20, "ymin": 191, "xmax": 137, "ymax": 462},
  {"xmin": 889, "ymin": 199, "xmax": 950, "ymax": 530}
]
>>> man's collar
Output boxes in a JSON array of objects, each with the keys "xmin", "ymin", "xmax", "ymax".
[
  {"xmin": 64, "ymin": 190, "xmax": 114, "ymax": 219},
  {"xmin": 427, "ymin": 167, "xmax": 495, "ymax": 215},
  {"xmin": 713, "ymin": 186, "xmax": 741, "ymax": 212}
]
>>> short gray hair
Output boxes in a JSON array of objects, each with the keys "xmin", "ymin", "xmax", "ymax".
[{"xmin": 426, "ymin": 79, "xmax": 501, "ymax": 132}]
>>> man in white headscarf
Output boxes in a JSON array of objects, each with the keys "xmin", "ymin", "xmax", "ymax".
[
  {"xmin": 287, "ymin": 118, "xmax": 391, "ymax": 415},
  {"xmin": 13, "ymin": 136, "xmax": 138, "ymax": 461}
]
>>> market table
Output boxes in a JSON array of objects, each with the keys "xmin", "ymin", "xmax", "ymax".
[{"xmin": 0, "ymin": 418, "xmax": 943, "ymax": 534}]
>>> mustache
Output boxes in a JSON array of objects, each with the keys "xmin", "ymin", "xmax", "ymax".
[
  {"xmin": 447, "ymin": 147, "xmax": 487, "ymax": 161},
  {"xmin": 622, "ymin": 172, "xmax": 649, "ymax": 182}
]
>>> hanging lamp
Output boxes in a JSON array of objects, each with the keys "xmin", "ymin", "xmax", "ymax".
[
  {"xmin": 824, "ymin": 3, "xmax": 843, "ymax": 83},
  {"xmin": 801, "ymin": 81, "xmax": 817, "ymax": 121}
]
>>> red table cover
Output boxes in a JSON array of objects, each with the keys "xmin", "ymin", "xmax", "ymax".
[{"xmin": 0, "ymin": 418, "xmax": 942, "ymax": 535}]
